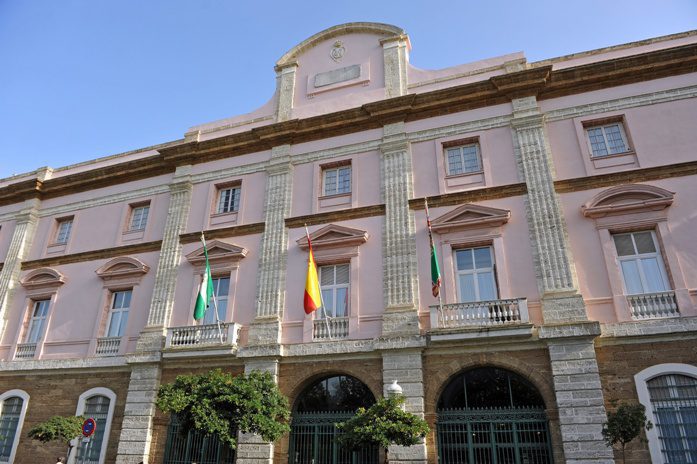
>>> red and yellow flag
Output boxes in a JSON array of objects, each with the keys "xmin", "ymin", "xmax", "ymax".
[{"xmin": 304, "ymin": 230, "xmax": 322, "ymax": 314}]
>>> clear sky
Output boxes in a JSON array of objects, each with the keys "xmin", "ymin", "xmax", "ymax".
[{"xmin": 0, "ymin": 0, "xmax": 695, "ymax": 179}]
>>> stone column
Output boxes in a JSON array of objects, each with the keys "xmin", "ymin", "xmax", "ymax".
[
  {"xmin": 275, "ymin": 63, "xmax": 298, "ymax": 122},
  {"xmin": 235, "ymin": 359, "xmax": 280, "ymax": 464},
  {"xmin": 0, "ymin": 199, "xmax": 40, "ymax": 337},
  {"xmin": 247, "ymin": 146, "xmax": 293, "ymax": 347},
  {"xmin": 381, "ymin": 35, "xmax": 410, "ymax": 98},
  {"xmin": 382, "ymin": 351, "xmax": 427, "ymax": 463},
  {"xmin": 511, "ymin": 97, "xmax": 613, "ymax": 463},
  {"xmin": 380, "ymin": 123, "xmax": 420, "ymax": 336}
]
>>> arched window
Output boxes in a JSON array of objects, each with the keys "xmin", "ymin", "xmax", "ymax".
[
  {"xmin": 0, "ymin": 390, "xmax": 29, "ymax": 463},
  {"xmin": 636, "ymin": 364, "xmax": 697, "ymax": 464},
  {"xmin": 72, "ymin": 388, "xmax": 116, "ymax": 464},
  {"xmin": 437, "ymin": 367, "xmax": 552, "ymax": 464},
  {"xmin": 163, "ymin": 414, "xmax": 235, "ymax": 464},
  {"xmin": 289, "ymin": 375, "xmax": 378, "ymax": 464}
]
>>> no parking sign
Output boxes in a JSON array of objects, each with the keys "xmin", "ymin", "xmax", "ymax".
[{"xmin": 82, "ymin": 418, "xmax": 96, "ymax": 438}]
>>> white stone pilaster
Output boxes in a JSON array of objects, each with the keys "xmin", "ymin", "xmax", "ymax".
[
  {"xmin": 235, "ymin": 359, "xmax": 280, "ymax": 464},
  {"xmin": 381, "ymin": 35, "xmax": 410, "ymax": 98},
  {"xmin": 115, "ymin": 364, "xmax": 161, "ymax": 464},
  {"xmin": 380, "ymin": 123, "xmax": 420, "ymax": 336},
  {"xmin": 248, "ymin": 146, "xmax": 293, "ymax": 346},
  {"xmin": 275, "ymin": 63, "xmax": 298, "ymax": 122}
]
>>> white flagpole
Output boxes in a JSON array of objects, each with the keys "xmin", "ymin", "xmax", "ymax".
[
  {"xmin": 305, "ymin": 225, "xmax": 332, "ymax": 340},
  {"xmin": 201, "ymin": 233, "xmax": 225, "ymax": 344}
]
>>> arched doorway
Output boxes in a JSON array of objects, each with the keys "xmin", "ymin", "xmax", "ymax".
[
  {"xmin": 436, "ymin": 367, "xmax": 553, "ymax": 464},
  {"xmin": 288, "ymin": 374, "xmax": 379, "ymax": 464}
]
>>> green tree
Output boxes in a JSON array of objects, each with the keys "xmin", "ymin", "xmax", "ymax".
[
  {"xmin": 337, "ymin": 395, "xmax": 430, "ymax": 464},
  {"xmin": 156, "ymin": 368, "xmax": 290, "ymax": 449},
  {"xmin": 28, "ymin": 415, "xmax": 85, "ymax": 460},
  {"xmin": 602, "ymin": 402, "xmax": 653, "ymax": 464}
]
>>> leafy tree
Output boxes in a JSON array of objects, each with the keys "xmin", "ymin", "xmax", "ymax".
[
  {"xmin": 337, "ymin": 395, "xmax": 430, "ymax": 464},
  {"xmin": 602, "ymin": 402, "xmax": 653, "ymax": 464},
  {"xmin": 156, "ymin": 368, "xmax": 290, "ymax": 449},
  {"xmin": 28, "ymin": 415, "xmax": 85, "ymax": 460}
]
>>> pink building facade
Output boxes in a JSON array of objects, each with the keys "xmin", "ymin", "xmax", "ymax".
[{"xmin": 0, "ymin": 22, "xmax": 696, "ymax": 464}]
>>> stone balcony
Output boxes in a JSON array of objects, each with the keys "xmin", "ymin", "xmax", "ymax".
[
  {"xmin": 429, "ymin": 298, "xmax": 532, "ymax": 341},
  {"xmin": 164, "ymin": 322, "xmax": 241, "ymax": 357},
  {"xmin": 95, "ymin": 336, "xmax": 121, "ymax": 357},
  {"xmin": 14, "ymin": 342, "xmax": 36, "ymax": 359},
  {"xmin": 627, "ymin": 291, "xmax": 680, "ymax": 320},
  {"xmin": 313, "ymin": 316, "xmax": 349, "ymax": 340}
]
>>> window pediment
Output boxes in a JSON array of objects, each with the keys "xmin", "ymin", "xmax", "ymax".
[
  {"xmin": 582, "ymin": 184, "xmax": 674, "ymax": 218},
  {"xmin": 430, "ymin": 204, "xmax": 511, "ymax": 233},
  {"xmin": 96, "ymin": 257, "xmax": 149, "ymax": 282},
  {"xmin": 186, "ymin": 240, "xmax": 248, "ymax": 266},
  {"xmin": 297, "ymin": 224, "xmax": 368, "ymax": 250},
  {"xmin": 20, "ymin": 268, "xmax": 66, "ymax": 290}
]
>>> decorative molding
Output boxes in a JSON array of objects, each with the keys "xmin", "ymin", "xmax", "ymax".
[
  {"xmin": 21, "ymin": 241, "xmax": 162, "ymax": 270},
  {"xmin": 95, "ymin": 257, "xmax": 150, "ymax": 283},
  {"xmin": 409, "ymin": 184, "xmax": 527, "ymax": 210},
  {"xmin": 19, "ymin": 267, "xmax": 66, "ymax": 290},
  {"xmin": 185, "ymin": 240, "xmax": 247, "ymax": 266},
  {"xmin": 296, "ymin": 224, "xmax": 368, "ymax": 250},
  {"xmin": 285, "ymin": 204, "xmax": 385, "ymax": 228},
  {"xmin": 430, "ymin": 204, "xmax": 511, "ymax": 233},
  {"xmin": 582, "ymin": 184, "xmax": 674, "ymax": 218},
  {"xmin": 179, "ymin": 222, "xmax": 265, "ymax": 244}
]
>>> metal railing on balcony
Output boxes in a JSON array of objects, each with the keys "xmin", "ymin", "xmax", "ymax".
[
  {"xmin": 95, "ymin": 336, "xmax": 121, "ymax": 356},
  {"xmin": 14, "ymin": 342, "xmax": 37, "ymax": 359},
  {"xmin": 313, "ymin": 317, "xmax": 349, "ymax": 340},
  {"xmin": 165, "ymin": 322, "xmax": 240, "ymax": 349},
  {"xmin": 430, "ymin": 298, "xmax": 529, "ymax": 330},
  {"xmin": 627, "ymin": 291, "xmax": 679, "ymax": 320}
]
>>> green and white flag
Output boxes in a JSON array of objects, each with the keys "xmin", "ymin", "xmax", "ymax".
[{"xmin": 193, "ymin": 235, "xmax": 214, "ymax": 321}]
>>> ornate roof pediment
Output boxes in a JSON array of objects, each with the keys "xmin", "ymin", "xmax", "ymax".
[
  {"xmin": 297, "ymin": 224, "xmax": 369, "ymax": 250},
  {"xmin": 582, "ymin": 184, "xmax": 674, "ymax": 218},
  {"xmin": 430, "ymin": 204, "xmax": 511, "ymax": 233},
  {"xmin": 186, "ymin": 240, "xmax": 248, "ymax": 266},
  {"xmin": 21, "ymin": 267, "xmax": 66, "ymax": 290},
  {"xmin": 96, "ymin": 257, "xmax": 149, "ymax": 281}
]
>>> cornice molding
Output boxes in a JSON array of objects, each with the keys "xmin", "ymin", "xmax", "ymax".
[
  {"xmin": 296, "ymin": 224, "xmax": 369, "ymax": 250},
  {"xmin": 21, "ymin": 241, "xmax": 162, "ymax": 270},
  {"xmin": 430, "ymin": 204, "xmax": 511, "ymax": 233},
  {"xmin": 285, "ymin": 204, "xmax": 385, "ymax": 228},
  {"xmin": 409, "ymin": 183, "xmax": 527, "ymax": 210},
  {"xmin": 581, "ymin": 184, "xmax": 674, "ymax": 218},
  {"xmin": 179, "ymin": 222, "xmax": 266, "ymax": 244}
]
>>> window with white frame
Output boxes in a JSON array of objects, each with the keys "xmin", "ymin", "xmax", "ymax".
[
  {"xmin": 202, "ymin": 276, "xmax": 229, "ymax": 325},
  {"xmin": 613, "ymin": 231, "xmax": 670, "ymax": 295},
  {"xmin": 445, "ymin": 142, "xmax": 482, "ymax": 176},
  {"xmin": 455, "ymin": 246, "xmax": 498, "ymax": 302},
  {"xmin": 74, "ymin": 389, "xmax": 115, "ymax": 464},
  {"xmin": 0, "ymin": 396, "xmax": 24, "ymax": 462},
  {"xmin": 105, "ymin": 290, "xmax": 131, "ymax": 337},
  {"xmin": 128, "ymin": 203, "xmax": 149, "ymax": 231},
  {"xmin": 215, "ymin": 185, "xmax": 241, "ymax": 214},
  {"xmin": 54, "ymin": 217, "xmax": 73, "ymax": 244},
  {"xmin": 25, "ymin": 299, "xmax": 50, "ymax": 344},
  {"xmin": 322, "ymin": 165, "xmax": 351, "ymax": 196},
  {"xmin": 318, "ymin": 264, "xmax": 349, "ymax": 318},
  {"xmin": 585, "ymin": 122, "xmax": 629, "ymax": 157}
]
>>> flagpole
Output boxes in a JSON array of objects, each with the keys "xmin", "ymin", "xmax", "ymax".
[
  {"xmin": 201, "ymin": 233, "xmax": 225, "ymax": 344},
  {"xmin": 425, "ymin": 199, "xmax": 444, "ymax": 326},
  {"xmin": 305, "ymin": 225, "xmax": 332, "ymax": 340}
]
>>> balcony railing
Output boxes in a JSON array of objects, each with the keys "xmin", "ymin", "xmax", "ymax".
[
  {"xmin": 313, "ymin": 317, "xmax": 349, "ymax": 340},
  {"xmin": 627, "ymin": 291, "xmax": 679, "ymax": 320},
  {"xmin": 95, "ymin": 336, "xmax": 121, "ymax": 356},
  {"xmin": 430, "ymin": 298, "xmax": 529, "ymax": 330},
  {"xmin": 15, "ymin": 342, "xmax": 37, "ymax": 359},
  {"xmin": 165, "ymin": 322, "xmax": 240, "ymax": 349}
]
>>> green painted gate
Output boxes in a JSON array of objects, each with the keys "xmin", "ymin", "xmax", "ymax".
[
  {"xmin": 163, "ymin": 415, "xmax": 236, "ymax": 464},
  {"xmin": 288, "ymin": 411, "xmax": 379, "ymax": 464},
  {"xmin": 437, "ymin": 407, "xmax": 553, "ymax": 464}
]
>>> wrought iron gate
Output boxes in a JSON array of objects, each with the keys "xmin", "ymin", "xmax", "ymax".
[
  {"xmin": 437, "ymin": 407, "xmax": 553, "ymax": 464},
  {"xmin": 163, "ymin": 416, "xmax": 236, "ymax": 464},
  {"xmin": 288, "ymin": 411, "xmax": 379, "ymax": 464}
]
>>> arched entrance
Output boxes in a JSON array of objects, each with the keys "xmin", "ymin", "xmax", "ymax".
[
  {"xmin": 288, "ymin": 374, "xmax": 379, "ymax": 464},
  {"xmin": 436, "ymin": 367, "xmax": 553, "ymax": 464}
]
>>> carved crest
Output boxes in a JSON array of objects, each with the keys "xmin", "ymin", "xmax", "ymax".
[
  {"xmin": 330, "ymin": 40, "xmax": 345, "ymax": 62},
  {"xmin": 430, "ymin": 204, "xmax": 511, "ymax": 233}
]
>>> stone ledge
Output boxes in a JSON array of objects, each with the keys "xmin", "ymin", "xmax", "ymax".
[
  {"xmin": 162, "ymin": 345, "xmax": 238, "ymax": 359},
  {"xmin": 429, "ymin": 323, "xmax": 534, "ymax": 342},
  {"xmin": 0, "ymin": 356, "xmax": 129, "ymax": 372},
  {"xmin": 600, "ymin": 316, "xmax": 697, "ymax": 339},
  {"xmin": 538, "ymin": 321, "xmax": 601, "ymax": 340}
]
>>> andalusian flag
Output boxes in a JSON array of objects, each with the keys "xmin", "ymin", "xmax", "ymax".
[
  {"xmin": 303, "ymin": 228, "xmax": 322, "ymax": 314},
  {"xmin": 193, "ymin": 235, "xmax": 214, "ymax": 320},
  {"xmin": 425, "ymin": 200, "xmax": 441, "ymax": 298}
]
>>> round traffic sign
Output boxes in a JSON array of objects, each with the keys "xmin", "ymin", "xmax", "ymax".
[{"xmin": 82, "ymin": 418, "xmax": 96, "ymax": 437}]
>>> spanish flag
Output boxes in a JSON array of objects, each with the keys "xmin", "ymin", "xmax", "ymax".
[{"xmin": 304, "ymin": 228, "xmax": 322, "ymax": 314}]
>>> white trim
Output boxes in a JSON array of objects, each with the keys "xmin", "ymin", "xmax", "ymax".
[
  {"xmin": 70, "ymin": 387, "xmax": 116, "ymax": 464},
  {"xmin": 634, "ymin": 363, "xmax": 697, "ymax": 464},
  {"xmin": 0, "ymin": 389, "xmax": 29, "ymax": 464}
]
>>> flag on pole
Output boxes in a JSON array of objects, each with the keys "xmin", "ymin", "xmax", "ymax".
[
  {"xmin": 425, "ymin": 199, "xmax": 442, "ymax": 298},
  {"xmin": 193, "ymin": 234, "xmax": 214, "ymax": 321},
  {"xmin": 303, "ymin": 227, "xmax": 322, "ymax": 314}
]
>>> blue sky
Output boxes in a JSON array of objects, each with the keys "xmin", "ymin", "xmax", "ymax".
[{"xmin": 0, "ymin": 0, "xmax": 695, "ymax": 179}]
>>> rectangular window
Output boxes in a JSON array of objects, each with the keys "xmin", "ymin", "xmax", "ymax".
[
  {"xmin": 54, "ymin": 218, "xmax": 73, "ymax": 244},
  {"xmin": 106, "ymin": 290, "xmax": 131, "ymax": 337},
  {"xmin": 319, "ymin": 264, "xmax": 349, "ymax": 318},
  {"xmin": 128, "ymin": 204, "xmax": 150, "ymax": 231},
  {"xmin": 216, "ymin": 186, "xmax": 241, "ymax": 214},
  {"xmin": 25, "ymin": 300, "xmax": 50, "ymax": 343},
  {"xmin": 613, "ymin": 231, "xmax": 670, "ymax": 295},
  {"xmin": 455, "ymin": 246, "xmax": 498, "ymax": 302},
  {"xmin": 322, "ymin": 165, "xmax": 351, "ymax": 196},
  {"xmin": 202, "ymin": 276, "xmax": 230, "ymax": 325},
  {"xmin": 446, "ymin": 143, "xmax": 482, "ymax": 175},
  {"xmin": 585, "ymin": 122, "xmax": 629, "ymax": 157}
]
